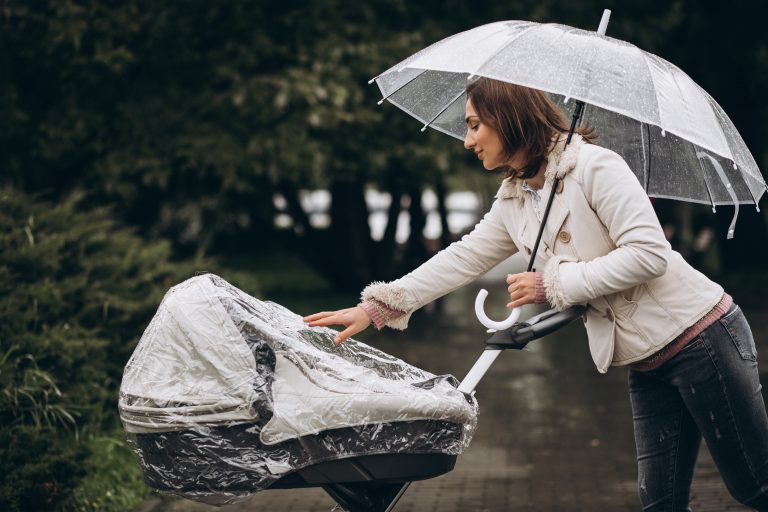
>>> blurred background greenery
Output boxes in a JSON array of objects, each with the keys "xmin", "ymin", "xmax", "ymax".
[{"xmin": 1, "ymin": 1, "xmax": 766, "ymax": 510}]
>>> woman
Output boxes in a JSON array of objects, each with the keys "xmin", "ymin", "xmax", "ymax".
[{"xmin": 303, "ymin": 78, "xmax": 768, "ymax": 511}]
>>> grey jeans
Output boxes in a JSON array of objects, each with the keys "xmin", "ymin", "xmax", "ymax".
[{"xmin": 628, "ymin": 304, "xmax": 768, "ymax": 511}]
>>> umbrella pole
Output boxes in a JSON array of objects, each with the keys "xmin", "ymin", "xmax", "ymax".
[
  {"xmin": 525, "ymin": 6, "xmax": 607, "ymax": 271},
  {"xmin": 525, "ymin": 100, "xmax": 585, "ymax": 272}
]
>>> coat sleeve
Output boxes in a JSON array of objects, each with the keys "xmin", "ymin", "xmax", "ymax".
[
  {"xmin": 361, "ymin": 198, "xmax": 518, "ymax": 329},
  {"xmin": 543, "ymin": 148, "xmax": 671, "ymax": 310}
]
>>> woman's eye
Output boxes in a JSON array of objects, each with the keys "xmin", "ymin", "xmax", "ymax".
[{"xmin": 471, "ymin": 125, "xmax": 479, "ymax": 131}]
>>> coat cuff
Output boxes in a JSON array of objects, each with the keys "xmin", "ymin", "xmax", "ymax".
[
  {"xmin": 360, "ymin": 281, "xmax": 418, "ymax": 330},
  {"xmin": 543, "ymin": 255, "xmax": 577, "ymax": 311},
  {"xmin": 359, "ymin": 300, "xmax": 405, "ymax": 330}
]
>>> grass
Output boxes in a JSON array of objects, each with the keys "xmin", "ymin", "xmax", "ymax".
[{"xmin": 59, "ymin": 432, "xmax": 147, "ymax": 512}]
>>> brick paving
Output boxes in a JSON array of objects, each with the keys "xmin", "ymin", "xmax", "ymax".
[{"xmin": 150, "ymin": 265, "xmax": 765, "ymax": 512}]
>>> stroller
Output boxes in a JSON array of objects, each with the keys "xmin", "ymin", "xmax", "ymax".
[{"xmin": 119, "ymin": 274, "xmax": 583, "ymax": 511}]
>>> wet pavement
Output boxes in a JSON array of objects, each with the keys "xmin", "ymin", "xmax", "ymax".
[{"xmin": 155, "ymin": 257, "xmax": 765, "ymax": 511}]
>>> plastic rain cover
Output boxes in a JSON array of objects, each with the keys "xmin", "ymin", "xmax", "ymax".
[{"xmin": 119, "ymin": 274, "xmax": 478, "ymax": 505}]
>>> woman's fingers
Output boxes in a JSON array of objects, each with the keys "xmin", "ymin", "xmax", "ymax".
[
  {"xmin": 304, "ymin": 307, "xmax": 372, "ymax": 345},
  {"xmin": 306, "ymin": 314, "xmax": 345, "ymax": 327},
  {"xmin": 334, "ymin": 324, "xmax": 360, "ymax": 345},
  {"xmin": 303, "ymin": 311, "xmax": 334, "ymax": 322},
  {"xmin": 506, "ymin": 272, "xmax": 535, "ymax": 309}
]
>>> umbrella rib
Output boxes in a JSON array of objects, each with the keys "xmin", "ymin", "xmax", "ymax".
[
  {"xmin": 376, "ymin": 69, "xmax": 429, "ymax": 105},
  {"xmin": 698, "ymin": 152, "xmax": 740, "ymax": 238},
  {"xmin": 693, "ymin": 81, "xmax": 766, "ymax": 205},
  {"xmin": 698, "ymin": 155, "xmax": 718, "ymax": 212},
  {"xmin": 368, "ymin": 27, "xmax": 469, "ymax": 84},
  {"xmin": 642, "ymin": 123, "xmax": 651, "ymax": 192},
  {"xmin": 734, "ymin": 162, "xmax": 762, "ymax": 210},
  {"xmin": 420, "ymin": 88, "xmax": 467, "ymax": 132}
]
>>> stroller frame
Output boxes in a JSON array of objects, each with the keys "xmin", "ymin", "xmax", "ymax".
[{"xmin": 278, "ymin": 305, "xmax": 586, "ymax": 512}]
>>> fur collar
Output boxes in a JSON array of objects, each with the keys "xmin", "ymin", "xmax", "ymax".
[{"xmin": 495, "ymin": 134, "xmax": 584, "ymax": 200}]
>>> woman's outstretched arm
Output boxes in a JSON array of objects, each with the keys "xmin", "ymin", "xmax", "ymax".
[{"xmin": 304, "ymin": 196, "xmax": 518, "ymax": 341}]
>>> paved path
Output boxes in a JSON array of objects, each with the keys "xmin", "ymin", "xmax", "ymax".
[{"xmin": 152, "ymin": 259, "xmax": 764, "ymax": 511}]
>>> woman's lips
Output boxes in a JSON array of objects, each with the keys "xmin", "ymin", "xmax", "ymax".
[{"xmin": 476, "ymin": 151, "xmax": 483, "ymax": 159}]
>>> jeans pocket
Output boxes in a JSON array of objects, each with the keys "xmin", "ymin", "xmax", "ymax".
[
  {"xmin": 679, "ymin": 335, "xmax": 703, "ymax": 353},
  {"xmin": 719, "ymin": 306, "xmax": 757, "ymax": 361}
]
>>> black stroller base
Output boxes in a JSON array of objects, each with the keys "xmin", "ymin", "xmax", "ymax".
[
  {"xmin": 273, "ymin": 453, "xmax": 456, "ymax": 512},
  {"xmin": 269, "ymin": 452, "xmax": 456, "ymax": 488}
]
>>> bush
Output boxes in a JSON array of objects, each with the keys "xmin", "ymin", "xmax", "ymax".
[{"xmin": 0, "ymin": 188, "xmax": 203, "ymax": 511}]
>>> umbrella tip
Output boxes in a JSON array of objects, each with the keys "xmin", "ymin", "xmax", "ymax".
[
  {"xmin": 597, "ymin": 9, "xmax": 611, "ymax": 36},
  {"xmin": 377, "ymin": 99, "xmax": 385, "ymax": 105},
  {"xmin": 368, "ymin": 78, "xmax": 376, "ymax": 84}
]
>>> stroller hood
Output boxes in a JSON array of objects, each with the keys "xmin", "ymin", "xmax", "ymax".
[{"xmin": 119, "ymin": 274, "xmax": 478, "ymax": 503}]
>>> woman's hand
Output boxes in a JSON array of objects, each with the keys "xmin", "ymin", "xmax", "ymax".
[
  {"xmin": 303, "ymin": 307, "xmax": 372, "ymax": 345},
  {"xmin": 506, "ymin": 272, "xmax": 537, "ymax": 309}
]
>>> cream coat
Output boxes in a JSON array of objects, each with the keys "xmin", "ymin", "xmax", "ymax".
[{"xmin": 362, "ymin": 135, "xmax": 724, "ymax": 373}]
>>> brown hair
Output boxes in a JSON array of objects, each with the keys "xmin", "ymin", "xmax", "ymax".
[{"xmin": 465, "ymin": 78, "xmax": 596, "ymax": 180}]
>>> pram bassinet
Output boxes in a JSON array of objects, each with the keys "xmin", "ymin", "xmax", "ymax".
[{"xmin": 119, "ymin": 274, "xmax": 478, "ymax": 507}]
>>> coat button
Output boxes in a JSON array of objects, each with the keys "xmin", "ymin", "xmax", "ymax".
[
  {"xmin": 556, "ymin": 180, "xmax": 565, "ymax": 193},
  {"xmin": 558, "ymin": 231, "xmax": 571, "ymax": 243}
]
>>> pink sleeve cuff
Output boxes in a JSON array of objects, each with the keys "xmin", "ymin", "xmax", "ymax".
[
  {"xmin": 359, "ymin": 300, "xmax": 406, "ymax": 330},
  {"xmin": 533, "ymin": 272, "xmax": 547, "ymax": 304}
]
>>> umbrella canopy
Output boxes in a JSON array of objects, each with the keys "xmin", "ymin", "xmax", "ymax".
[{"xmin": 370, "ymin": 15, "xmax": 766, "ymax": 237}]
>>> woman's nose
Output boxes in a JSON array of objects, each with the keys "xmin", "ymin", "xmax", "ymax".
[{"xmin": 464, "ymin": 131, "xmax": 474, "ymax": 150}]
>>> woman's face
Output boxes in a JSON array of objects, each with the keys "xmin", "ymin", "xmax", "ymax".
[{"xmin": 464, "ymin": 98, "xmax": 524, "ymax": 171}]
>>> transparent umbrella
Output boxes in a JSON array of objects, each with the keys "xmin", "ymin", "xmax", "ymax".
[{"xmin": 369, "ymin": 10, "xmax": 766, "ymax": 239}]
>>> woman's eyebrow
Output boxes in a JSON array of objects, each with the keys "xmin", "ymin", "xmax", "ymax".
[{"xmin": 465, "ymin": 115, "xmax": 478, "ymax": 124}]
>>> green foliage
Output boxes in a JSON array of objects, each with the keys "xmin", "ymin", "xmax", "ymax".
[
  {"xmin": 59, "ymin": 433, "xmax": 147, "ymax": 512},
  {"xmin": 0, "ymin": 426, "xmax": 88, "ymax": 512},
  {"xmin": 0, "ymin": 187, "xmax": 203, "ymax": 511}
]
